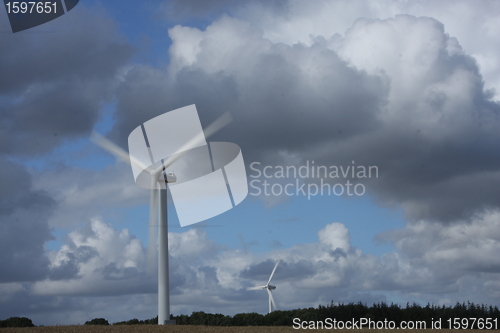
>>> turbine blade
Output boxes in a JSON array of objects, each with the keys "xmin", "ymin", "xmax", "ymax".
[
  {"xmin": 202, "ymin": 111, "xmax": 233, "ymax": 141},
  {"xmin": 90, "ymin": 131, "xmax": 150, "ymax": 172},
  {"xmin": 147, "ymin": 180, "xmax": 159, "ymax": 274},
  {"xmin": 247, "ymin": 286, "xmax": 267, "ymax": 290},
  {"xmin": 152, "ymin": 111, "xmax": 233, "ymax": 176},
  {"xmin": 267, "ymin": 259, "xmax": 280, "ymax": 285},
  {"xmin": 268, "ymin": 289, "xmax": 277, "ymax": 312}
]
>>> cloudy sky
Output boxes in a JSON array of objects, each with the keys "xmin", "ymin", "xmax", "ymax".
[{"xmin": 1, "ymin": 0, "xmax": 500, "ymax": 326}]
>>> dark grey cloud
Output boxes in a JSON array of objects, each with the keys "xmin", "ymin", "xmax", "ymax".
[
  {"xmin": 241, "ymin": 259, "xmax": 315, "ymax": 283},
  {"xmin": 48, "ymin": 244, "xmax": 97, "ymax": 281},
  {"xmin": 109, "ymin": 65, "xmax": 240, "ymax": 148},
  {"xmin": 0, "ymin": 2, "xmax": 136, "ymax": 285},
  {"xmin": 0, "ymin": 2, "xmax": 135, "ymax": 286},
  {"xmin": 0, "ymin": 158, "xmax": 54, "ymax": 282},
  {"xmin": 160, "ymin": 0, "xmax": 288, "ymax": 21},
  {"xmin": 111, "ymin": 38, "xmax": 386, "ymax": 165},
  {"xmin": 0, "ymin": 4, "xmax": 134, "ymax": 156},
  {"xmin": 100, "ymin": 263, "xmax": 140, "ymax": 281},
  {"xmin": 0, "ymin": 3, "xmax": 142, "ymax": 323},
  {"xmin": 199, "ymin": 265, "xmax": 221, "ymax": 289},
  {"xmin": 31, "ymin": 219, "xmax": 156, "ymax": 297},
  {"xmin": 48, "ymin": 253, "xmax": 82, "ymax": 281},
  {"xmin": 163, "ymin": 0, "xmax": 234, "ymax": 18},
  {"xmin": 110, "ymin": 14, "xmax": 500, "ymax": 224}
]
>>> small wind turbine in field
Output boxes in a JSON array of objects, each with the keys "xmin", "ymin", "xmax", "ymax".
[
  {"xmin": 91, "ymin": 105, "xmax": 247, "ymax": 325},
  {"xmin": 248, "ymin": 260, "xmax": 280, "ymax": 314}
]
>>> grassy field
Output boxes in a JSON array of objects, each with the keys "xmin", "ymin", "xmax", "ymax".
[{"xmin": 0, "ymin": 327, "xmax": 496, "ymax": 333}]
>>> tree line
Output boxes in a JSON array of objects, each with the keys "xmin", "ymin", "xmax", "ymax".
[
  {"xmin": 3, "ymin": 301, "xmax": 500, "ymax": 327},
  {"xmin": 114, "ymin": 301, "xmax": 500, "ymax": 328},
  {"xmin": 0, "ymin": 317, "xmax": 35, "ymax": 327}
]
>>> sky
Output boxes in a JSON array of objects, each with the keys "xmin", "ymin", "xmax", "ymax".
[{"xmin": 1, "ymin": 0, "xmax": 500, "ymax": 326}]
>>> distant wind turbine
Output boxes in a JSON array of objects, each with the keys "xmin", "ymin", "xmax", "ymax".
[{"xmin": 248, "ymin": 260, "xmax": 280, "ymax": 314}]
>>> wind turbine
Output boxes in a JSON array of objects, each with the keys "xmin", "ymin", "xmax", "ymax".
[
  {"xmin": 248, "ymin": 260, "xmax": 280, "ymax": 314},
  {"xmin": 91, "ymin": 110, "xmax": 232, "ymax": 325}
]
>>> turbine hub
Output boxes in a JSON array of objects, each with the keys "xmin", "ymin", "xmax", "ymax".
[{"xmin": 158, "ymin": 171, "xmax": 177, "ymax": 183}]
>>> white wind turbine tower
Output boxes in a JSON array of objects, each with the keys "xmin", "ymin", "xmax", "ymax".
[
  {"xmin": 91, "ymin": 109, "xmax": 233, "ymax": 325},
  {"xmin": 248, "ymin": 260, "xmax": 280, "ymax": 314}
]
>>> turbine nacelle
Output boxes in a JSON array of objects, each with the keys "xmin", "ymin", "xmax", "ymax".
[{"xmin": 157, "ymin": 171, "xmax": 177, "ymax": 183}]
